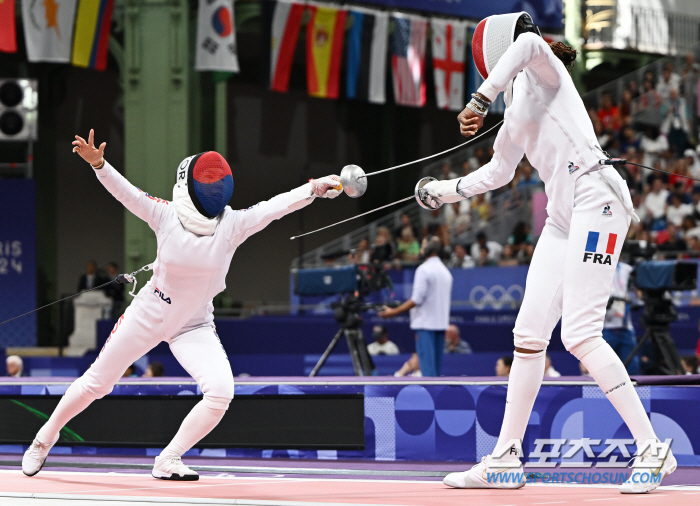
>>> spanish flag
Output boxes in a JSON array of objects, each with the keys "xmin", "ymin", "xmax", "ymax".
[
  {"xmin": 306, "ymin": 5, "xmax": 347, "ymax": 99},
  {"xmin": 71, "ymin": 0, "xmax": 114, "ymax": 70}
]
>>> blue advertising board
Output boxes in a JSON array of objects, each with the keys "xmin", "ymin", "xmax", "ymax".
[
  {"xmin": 355, "ymin": 0, "xmax": 563, "ymax": 30},
  {"xmin": 0, "ymin": 179, "xmax": 37, "ymax": 347}
]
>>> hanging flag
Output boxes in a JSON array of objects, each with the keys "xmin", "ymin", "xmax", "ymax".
[
  {"xmin": 71, "ymin": 0, "xmax": 114, "ymax": 70},
  {"xmin": 390, "ymin": 12, "xmax": 427, "ymax": 108},
  {"xmin": 306, "ymin": 4, "xmax": 346, "ymax": 99},
  {"xmin": 431, "ymin": 18, "xmax": 467, "ymax": 111},
  {"xmin": 270, "ymin": 0, "xmax": 305, "ymax": 92},
  {"xmin": 468, "ymin": 27, "xmax": 505, "ymax": 114},
  {"xmin": 0, "ymin": 0, "xmax": 17, "ymax": 53},
  {"xmin": 346, "ymin": 8, "xmax": 388, "ymax": 104},
  {"xmin": 21, "ymin": 0, "xmax": 78, "ymax": 62},
  {"xmin": 195, "ymin": 0, "xmax": 239, "ymax": 72}
]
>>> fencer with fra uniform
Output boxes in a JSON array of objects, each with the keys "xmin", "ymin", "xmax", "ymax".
[
  {"xmin": 418, "ymin": 12, "xmax": 675, "ymax": 494},
  {"xmin": 22, "ymin": 130, "xmax": 344, "ymax": 480}
]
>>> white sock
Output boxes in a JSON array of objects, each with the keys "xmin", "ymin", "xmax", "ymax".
[
  {"xmin": 494, "ymin": 351, "xmax": 545, "ymax": 458},
  {"xmin": 576, "ymin": 339, "xmax": 656, "ymax": 443},
  {"xmin": 37, "ymin": 379, "xmax": 94, "ymax": 444},
  {"xmin": 160, "ymin": 400, "xmax": 226, "ymax": 458}
]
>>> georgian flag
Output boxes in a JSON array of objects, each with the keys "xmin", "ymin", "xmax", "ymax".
[
  {"xmin": 195, "ymin": 0, "xmax": 239, "ymax": 72},
  {"xmin": 390, "ymin": 12, "xmax": 427, "ymax": 108},
  {"xmin": 431, "ymin": 18, "xmax": 467, "ymax": 111}
]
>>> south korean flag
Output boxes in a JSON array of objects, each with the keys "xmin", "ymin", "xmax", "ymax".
[{"xmin": 195, "ymin": 0, "xmax": 240, "ymax": 72}]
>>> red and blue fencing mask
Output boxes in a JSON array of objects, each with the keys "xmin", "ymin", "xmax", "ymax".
[{"xmin": 177, "ymin": 151, "xmax": 234, "ymax": 218}]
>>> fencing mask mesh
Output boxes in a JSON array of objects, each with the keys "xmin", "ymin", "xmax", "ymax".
[{"xmin": 472, "ymin": 12, "xmax": 541, "ymax": 80}]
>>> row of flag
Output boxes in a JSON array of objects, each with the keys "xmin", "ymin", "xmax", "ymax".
[
  {"xmin": 265, "ymin": 2, "xmax": 477, "ymax": 110},
  {"xmin": 0, "ymin": 0, "xmax": 115, "ymax": 70}
]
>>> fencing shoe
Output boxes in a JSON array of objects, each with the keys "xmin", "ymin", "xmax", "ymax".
[
  {"xmin": 22, "ymin": 435, "xmax": 58, "ymax": 477},
  {"xmin": 443, "ymin": 454, "xmax": 526, "ymax": 489},
  {"xmin": 620, "ymin": 441, "xmax": 676, "ymax": 494},
  {"xmin": 152, "ymin": 455, "xmax": 199, "ymax": 481}
]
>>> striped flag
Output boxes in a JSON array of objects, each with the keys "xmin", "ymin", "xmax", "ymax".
[
  {"xmin": 306, "ymin": 5, "xmax": 346, "ymax": 99},
  {"xmin": 431, "ymin": 18, "xmax": 467, "ymax": 111},
  {"xmin": 195, "ymin": 0, "xmax": 239, "ymax": 72},
  {"xmin": 21, "ymin": 0, "xmax": 78, "ymax": 62},
  {"xmin": 390, "ymin": 13, "xmax": 427, "ymax": 108},
  {"xmin": 468, "ymin": 27, "xmax": 505, "ymax": 114},
  {"xmin": 346, "ymin": 8, "xmax": 388, "ymax": 104},
  {"xmin": 269, "ymin": 0, "xmax": 305, "ymax": 92},
  {"xmin": 71, "ymin": 0, "xmax": 114, "ymax": 70},
  {"xmin": 0, "ymin": 0, "xmax": 17, "ymax": 53}
]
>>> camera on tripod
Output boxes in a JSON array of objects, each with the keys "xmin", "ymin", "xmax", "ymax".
[
  {"xmin": 626, "ymin": 255, "xmax": 698, "ymax": 375},
  {"xmin": 294, "ymin": 264, "xmax": 394, "ymax": 376}
]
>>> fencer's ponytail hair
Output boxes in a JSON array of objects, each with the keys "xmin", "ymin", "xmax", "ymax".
[{"xmin": 549, "ymin": 41, "xmax": 577, "ymax": 74}]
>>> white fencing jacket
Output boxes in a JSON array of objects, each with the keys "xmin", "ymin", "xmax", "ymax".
[
  {"xmin": 457, "ymin": 33, "xmax": 606, "ymax": 228},
  {"xmin": 94, "ymin": 161, "xmax": 315, "ymax": 338}
]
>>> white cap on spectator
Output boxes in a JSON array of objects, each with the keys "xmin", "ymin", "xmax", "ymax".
[{"xmin": 684, "ymin": 149, "xmax": 695, "ymax": 158}]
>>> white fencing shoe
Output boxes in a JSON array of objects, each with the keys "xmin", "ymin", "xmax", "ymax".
[
  {"xmin": 443, "ymin": 455, "xmax": 526, "ymax": 489},
  {"xmin": 152, "ymin": 455, "xmax": 199, "ymax": 481},
  {"xmin": 22, "ymin": 436, "xmax": 58, "ymax": 477},
  {"xmin": 620, "ymin": 442, "xmax": 676, "ymax": 494}
]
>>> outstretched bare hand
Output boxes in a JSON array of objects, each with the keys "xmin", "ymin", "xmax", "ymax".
[
  {"xmin": 72, "ymin": 129, "xmax": 106, "ymax": 167},
  {"xmin": 457, "ymin": 107, "xmax": 484, "ymax": 137}
]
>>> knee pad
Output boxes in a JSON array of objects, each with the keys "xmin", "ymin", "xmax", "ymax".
[
  {"xmin": 76, "ymin": 375, "xmax": 113, "ymax": 400},
  {"xmin": 203, "ymin": 394, "xmax": 233, "ymax": 411},
  {"xmin": 513, "ymin": 334, "xmax": 549, "ymax": 352},
  {"xmin": 568, "ymin": 336, "xmax": 606, "ymax": 360}
]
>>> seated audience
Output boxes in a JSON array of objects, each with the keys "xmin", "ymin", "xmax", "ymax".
[
  {"xmin": 443, "ymin": 324, "xmax": 472, "ymax": 354},
  {"xmin": 6, "ymin": 355, "xmax": 24, "ymax": 377},
  {"xmin": 143, "ymin": 361, "xmax": 164, "ymax": 377},
  {"xmin": 394, "ymin": 353, "xmax": 421, "ymax": 377},
  {"xmin": 396, "ymin": 228, "xmax": 420, "ymax": 263},
  {"xmin": 666, "ymin": 192, "xmax": 694, "ymax": 227},
  {"xmin": 681, "ymin": 355, "xmax": 698, "ymax": 374},
  {"xmin": 122, "ymin": 364, "xmax": 137, "ymax": 378},
  {"xmin": 370, "ymin": 227, "xmax": 394, "ymax": 263},
  {"xmin": 470, "ymin": 231, "xmax": 502, "ymax": 262},
  {"xmin": 394, "ymin": 213, "xmax": 420, "ymax": 242},
  {"xmin": 367, "ymin": 325, "xmax": 400, "ymax": 356},
  {"xmin": 349, "ymin": 238, "xmax": 371, "ymax": 264},
  {"xmin": 495, "ymin": 356, "xmax": 512, "ymax": 377},
  {"xmin": 544, "ymin": 353, "xmax": 560, "ymax": 377},
  {"xmin": 498, "ymin": 244, "xmax": 519, "ymax": 267},
  {"xmin": 448, "ymin": 244, "xmax": 475, "ymax": 268}
]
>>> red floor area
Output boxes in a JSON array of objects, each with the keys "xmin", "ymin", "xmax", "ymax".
[{"xmin": 1, "ymin": 470, "xmax": 699, "ymax": 506}]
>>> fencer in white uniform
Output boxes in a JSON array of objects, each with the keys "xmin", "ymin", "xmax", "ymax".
[
  {"xmin": 419, "ymin": 12, "xmax": 675, "ymax": 494},
  {"xmin": 22, "ymin": 130, "xmax": 343, "ymax": 480}
]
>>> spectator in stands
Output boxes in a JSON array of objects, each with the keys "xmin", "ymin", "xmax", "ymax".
[
  {"xmin": 396, "ymin": 227, "xmax": 420, "ymax": 263},
  {"xmin": 103, "ymin": 262, "xmax": 125, "ymax": 318},
  {"xmin": 639, "ymin": 127, "xmax": 668, "ymax": 171},
  {"xmin": 597, "ymin": 92, "xmax": 620, "ymax": 131},
  {"xmin": 544, "ymin": 353, "xmax": 560, "ymax": 377},
  {"xmin": 370, "ymin": 227, "xmax": 394, "ymax": 264},
  {"xmin": 495, "ymin": 356, "xmax": 512, "ymax": 377},
  {"xmin": 6, "ymin": 355, "xmax": 23, "ymax": 377},
  {"xmin": 640, "ymin": 79, "xmax": 662, "ymax": 110},
  {"xmin": 470, "ymin": 231, "xmax": 502, "ymax": 262},
  {"xmin": 443, "ymin": 325, "xmax": 472, "ymax": 354},
  {"xmin": 379, "ymin": 237, "xmax": 452, "ymax": 377},
  {"xmin": 682, "ymin": 216, "xmax": 700, "ymax": 240},
  {"xmin": 620, "ymin": 126, "xmax": 640, "ymax": 154},
  {"xmin": 657, "ymin": 223, "xmax": 687, "ymax": 256},
  {"xmin": 661, "ymin": 88, "xmax": 690, "ymax": 156},
  {"xmin": 498, "ymin": 244, "xmax": 519, "ymax": 267},
  {"xmin": 476, "ymin": 246, "xmax": 497, "ymax": 267},
  {"xmin": 657, "ymin": 63, "xmax": 682, "ymax": 101},
  {"xmin": 440, "ymin": 162, "xmax": 458, "ymax": 181},
  {"xmin": 627, "ymin": 80, "xmax": 640, "ymax": 100},
  {"xmin": 395, "ymin": 213, "xmax": 420, "ymax": 242},
  {"xmin": 666, "ymin": 193, "xmax": 694, "ymax": 227},
  {"xmin": 460, "ymin": 160, "xmax": 472, "ymax": 176},
  {"xmin": 349, "ymin": 238, "xmax": 371, "ymax": 264},
  {"xmin": 367, "ymin": 325, "xmax": 400, "ymax": 356},
  {"xmin": 516, "ymin": 160, "xmax": 541, "ymax": 188},
  {"xmin": 680, "ymin": 54, "xmax": 699, "ymax": 96},
  {"xmin": 394, "ymin": 353, "xmax": 421, "ymax": 377},
  {"xmin": 684, "ymin": 149, "xmax": 700, "ymax": 181},
  {"xmin": 143, "ymin": 361, "xmax": 164, "ymax": 377},
  {"xmin": 507, "ymin": 221, "xmax": 532, "ymax": 253},
  {"xmin": 78, "ymin": 260, "xmax": 107, "ymax": 291},
  {"xmin": 681, "ymin": 355, "xmax": 698, "ymax": 375},
  {"xmin": 644, "ymin": 178, "xmax": 669, "ymax": 230},
  {"xmin": 421, "ymin": 209, "xmax": 446, "ymax": 239},
  {"xmin": 471, "ymin": 193, "xmax": 492, "ymax": 225},
  {"xmin": 448, "ymin": 244, "xmax": 475, "ymax": 268},
  {"xmin": 122, "ymin": 364, "xmax": 137, "ymax": 378},
  {"xmin": 619, "ymin": 89, "xmax": 635, "ymax": 121}
]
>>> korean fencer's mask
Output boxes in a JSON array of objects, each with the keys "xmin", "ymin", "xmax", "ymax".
[
  {"xmin": 173, "ymin": 152, "xmax": 234, "ymax": 236},
  {"xmin": 472, "ymin": 12, "xmax": 541, "ymax": 80}
]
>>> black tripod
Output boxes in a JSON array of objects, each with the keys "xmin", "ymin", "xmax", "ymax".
[
  {"xmin": 624, "ymin": 293, "xmax": 684, "ymax": 375},
  {"xmin": 310, "ymin": 296, "xmax": 377, "ymax": 377}
]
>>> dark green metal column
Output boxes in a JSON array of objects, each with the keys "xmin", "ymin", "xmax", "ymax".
[{"xmin": 123, "ymin": 0, "xmax": 199, "ymax": 280}]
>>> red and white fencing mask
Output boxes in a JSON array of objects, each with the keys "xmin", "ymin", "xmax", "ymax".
[{"xmin": 472, "ymin": 12, "xmax": 541, "ymax": 80}]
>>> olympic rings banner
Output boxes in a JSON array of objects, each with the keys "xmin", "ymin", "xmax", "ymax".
[{"xmin": 0, "ymin": 180, "xmax": 37, "ymax": 347}]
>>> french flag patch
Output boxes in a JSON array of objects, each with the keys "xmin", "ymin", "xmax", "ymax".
[{"xmin": 583, "ymin": 231, "xmax": 616, "ymax": 265}]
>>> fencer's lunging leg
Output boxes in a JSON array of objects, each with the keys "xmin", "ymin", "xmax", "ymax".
[{"xmin": 156, "ymin": 326, "xmax": 234, "ymax": 480}]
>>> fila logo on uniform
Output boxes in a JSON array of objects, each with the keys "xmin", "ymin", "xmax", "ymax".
[
  {"xmin": 602, "ymin": 205, "xmax": 612, "ymax": 217},
  {"xmin": 583, "ymin": 231, "xmax": 617, "ymax": 265},
  {"xmin": 154, "ymin": 287, "xmax": 172, "ymax": 304}
]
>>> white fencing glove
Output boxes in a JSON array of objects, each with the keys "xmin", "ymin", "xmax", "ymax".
[
  {"xmin": 310, "ymin": 175, "xmax": 344, "ymax": 199},
  {"xmin": 420, "ymin": 179, "xmax": 467, "ymax": 208}
]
